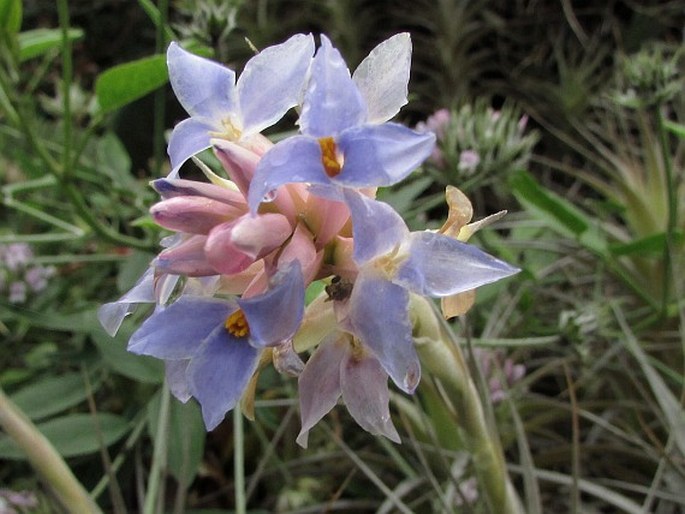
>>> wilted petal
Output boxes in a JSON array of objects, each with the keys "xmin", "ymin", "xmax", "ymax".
[
  {"xmin": 167, "ymin": 117, "xmax": 214, "ymax": 176},
  {"xmin": 296, "ymin": 334, "xmax": 346, "ymax": 448},
  {"xmin": 150, "ymin": 196, "xmax": 241, "ymax": 234},
  {"xmin": 352, "ymin": 33, "xmax": 411, "ymax": 124},
  {"xmin": 341, "ymin": 347, "xmax": 400, "ymax": 442},
  {"xmin": 272, "ymin": 339, "xmax": 305, "ymax": 376},
  {"xmin": 238, "ymin": 34, "xmax": 315, "ymax": 135},
  {"xmin": 239, "ymin": 261, "xmax": 304, "ymax": 347},
  {"xmin": 439, "ymin": 185, "xmax": 473, "ymax": 239},
  {"xmin": 299, "ymin": 35, "xmax": 366, "ymax": 137},
  {"xmin": 344, "ymin": 190, "xmax": 408, "ymax": 264},
  {"xmin": 165, "ymin": 359, "xmax": 192, "ymax": 403},
  {"xmin": 248, "ymin": 136, "xmax": 330, "ymax": 213},
  {"xmin": 441, "ymin": 289, "xmax": 476, "ymax": 319},
  {"xmin": 187, "ymin": 325, "xmax": 260, "ymax": 429},
  {"xmin": 128, "ymin": 297, "xmax": 234, "ymax": 359},
  {"xmin": 348, "ymin": 272, "xmax": 420, "ymax": 393},
  {"xmin": 394, "ymin": 232, "xmax": 520, "ymax": 297},
  {"xmin": 335, "ymin": 123, "xmax": 435, "ymax": 187},
  {"xmin": 156, "ymin": 235, "xmax": 217, "ymax": 276},
  {"xmin": 167, "ymin": 42, "xmax": 236, "ymax": 121},
  {"xmin": 98, "ymin": 268, "xmax": 155, "ymax": 336}
]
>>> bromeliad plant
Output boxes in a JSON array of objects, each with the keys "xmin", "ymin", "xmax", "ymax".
[{"xmin": 100, "ymin": 32, "xmax": 523, "ymax": 511}]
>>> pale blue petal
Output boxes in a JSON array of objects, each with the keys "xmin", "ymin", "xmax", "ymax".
[
  {"xmin": 344, "ymin": 190, "xmax": 408, "ymax": 264},
  {"xmin": 341, "ymin": 349, "xmax": 400, "ymax": 443},
  {"xmin": 247, "ymin": 136, "xmax": 330, "ymax": 212},
  {"xmin": 296, "ymin": 334, "xmax": 346, "ymax": 448},
  {"xmin": 165, "ymin": 360, "xmax": 192, "ymax": 403},
  {"xmin": 98, "ymin": 268, "xmax": 155, "ymax": 336},
  {"xmin": 238, "ymin": 34, "xmax": 315, "ymax": 135},
  {"xmin": 187, "ymin": 325, "xmax": 260, "ymax": 430},
  {"xmin": 348, "ymin": 271, "xmax": 420, "ymax": 393},
  {"xmin": 394, "ymin": 232, "xmax": 521, "ymax": 296},
  {"xmin": 128, "ymin": 297, "xmax": 235, "ymax": 359},
  {"xmin": 299, "ymin": 35, "xmax": 366, "ymax": 137},
  {"xmin": 167, "ymin": 118, "xmax": 214, "ymax": 176},
  {"xmin": 335, "ymin": 123, "xmax": 435, "ymax": 187},
  {"xmin": 239, "ymin": 261, "xmax": 304, "ymax": 347},
  {"xmin": 167, "ymin": 42, "xmax": 237, "ymax": 120},
  {"xmin": 352, "ymin": 33, "xmax": 411, "ymax": 124}
]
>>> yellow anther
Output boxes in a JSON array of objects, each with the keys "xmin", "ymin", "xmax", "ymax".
[
  {"xmin": 318, "ymin": 136, "xmax": 342, "ymax": 177},
  {"xmin": 225, "ymin": 309, "xmax": 250, "ymax": 338}
]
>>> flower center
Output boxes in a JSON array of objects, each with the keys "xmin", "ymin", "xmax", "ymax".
[
  {"xmin": 210, "ymin": 117, "xmax": 243, "ymax": 142},
  {"xmin": 373, "ymin": 244, "xmax": 407, "ymax": 280},
  {"xmin": 318, "ymin": 137, "xmax": 342, "ymax": 177},
  {"xmin": 225, "ymin": 309, "xmax": 250, "ymax": 337}
]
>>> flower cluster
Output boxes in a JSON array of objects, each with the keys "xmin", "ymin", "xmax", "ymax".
[
  {"xmin": 416, "ymin": 99, "xmax": 539, "ymax": 189},
  {"xmin": 0, "ymin": 243, "xmax": 55, "ymax": 304},
  {"xmin": 100, "ymin": 34, "xmax": 519, "ymax": 444}
]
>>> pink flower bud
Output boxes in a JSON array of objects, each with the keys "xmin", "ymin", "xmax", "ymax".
[
  {"xmin": 155, "ymin": 235, "xmax": 217, "ymax": 276},
  {"xmin": 205, "ymin": 213, "xmax": 292, "ymax": 275},
  {"xmin": 151, "ymin": 196, "xmax": 244, "ymax": 234}
]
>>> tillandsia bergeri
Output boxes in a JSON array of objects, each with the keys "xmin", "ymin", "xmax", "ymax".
[{"xmin": 99, "ymin": 33, "xmax": 520, "ymax": 443}]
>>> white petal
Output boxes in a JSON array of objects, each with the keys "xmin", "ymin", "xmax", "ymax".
[{"xmin": 353, "ymin": 33, "xmax": 411, "ymax": 124}]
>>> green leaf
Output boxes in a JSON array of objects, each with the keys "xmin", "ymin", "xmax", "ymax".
[
  {"xmin": 18, "ymin": 28, "xmax": 84, "ymax": 61},
  {"xmin": 95, "ymin": 54, "xmax": 168, "ymax": 113},
  {"xmin": 148, "ymin": 392, "xmax": 205, "ymax": 487},
  {"xmin": 510, "ymin": 169, "xmax": 608, "ymax": 255},
  {"xmin": 10, "ymin": 373, "xmax": 100, "ymax": 421},
  {"xmin": 663, "ymin": 119, "xmax": 685, "ymax": 139},
  {"xmin": 91, "ymin": 326, "xmax": 164, "ymax": 384},
  {"xmin": 0, "ymin": 0, "xmax": 22, "ymax": 33},
  {"xmin": 0, "ymin": 413, "xmax": 130, "ymax": 459}
]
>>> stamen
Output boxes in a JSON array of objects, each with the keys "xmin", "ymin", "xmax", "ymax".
[
  {"xmin": 225, "ymin": 309, "xmax": 250, "ymax": 337},
  {"xmin": 318, "ymin": 137, "xmax": 342, "ymax": 177}
]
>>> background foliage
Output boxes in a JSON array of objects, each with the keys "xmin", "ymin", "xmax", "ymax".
[{"xmin": 0, "ymin": 0, "xmax": 683, "ymax": 512}]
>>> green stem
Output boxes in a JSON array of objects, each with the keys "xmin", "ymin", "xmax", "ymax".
[
  {"xmin": 413, "ymin": 297, "xmax": 524, "ymax": 514},
  {"xmin": 233, "ymin": 407, "xmax": 247, "ymax": 514},
  {"xmin": 152, "ymin": 0, "xmax": 169, "ymax": 177},
  {"xmin": 144, "ymin": 384, "xmax": 171, "ymax": 514},
  {"xmin": 0, "ymin": 386, "xmax": 103, "ymax": 513},
  {"xmin": 657, "ymin": 108, "xmax": 677, "ymax": 318},
  {"xmin": 56, "ymin": 0, "xmax": 73, "ymax": 179}
]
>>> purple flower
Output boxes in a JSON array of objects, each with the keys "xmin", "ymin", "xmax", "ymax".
[
  {"xmin": 166, "ymin": 34, "xmax": 315, "ymax": 176},
  {"xmin": 24, "ymin": 265, "xmax": 55, "ymax": 292},
  {"xmin": 247, "ymin": 34, "xmax": 435, "ymax": 211},
  {"xmin": 127, "ymin": 262, "xmax": 304, "ymax": 429},
  {"xmin": 8, "ymin": 281, "xmax": 26, "ymax": 304},
  {"xmin": 2, "ymin": 243, "xmax": 33, "ymax": 271},
  {"xmin": 297, "ymin": 332, "xmax": 400, "ymax": 448},
  {"xmin": 342, "ymin": 191, "xmax": 519, "ymax": 392}
]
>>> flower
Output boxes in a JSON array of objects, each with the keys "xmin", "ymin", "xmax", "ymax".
[
  {"xmin": 127, "ymin": 262, "xmax": 304, "ymax": 429},
  {"xmin": 297, "ymin": 332, "xmax": 399, "ymax": 448},
  {"xmin": 247, "ymin": 34, "xmax": 435, "ymax": 211},
  {"xmin": 341, "ymin": 190, "xmax": 519, "ymax": 390},
  {"xmin": 166, "ymin": 34, "xmax": 315, "ymax": 176}
]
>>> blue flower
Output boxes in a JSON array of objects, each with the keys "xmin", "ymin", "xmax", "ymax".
[
  {"xmin": 247, "ymin": 34, "xmax": 435, "ymax": 211},
  {"xmin": 127, "ymin": 262, "xmax": 304, "ymax": 429},
  {"xmin": 342, "ymin": 191, "xmax": 520, "ymax": 393},
  {"xmin": 297, "ymin": 332, "xmax": 400, "ymax": 448},
  {"xmin": 166, "ymin": 35, "xmax": 314, "ymax": 176}
]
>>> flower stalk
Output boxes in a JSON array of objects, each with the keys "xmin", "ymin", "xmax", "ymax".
[
  {"xmin": 0, "ymin": 385, "xmax": 103, "ymax": 513},
  {"xmin": 412, "ymin": 296, "xmax": 524, "ymax": 514}
]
